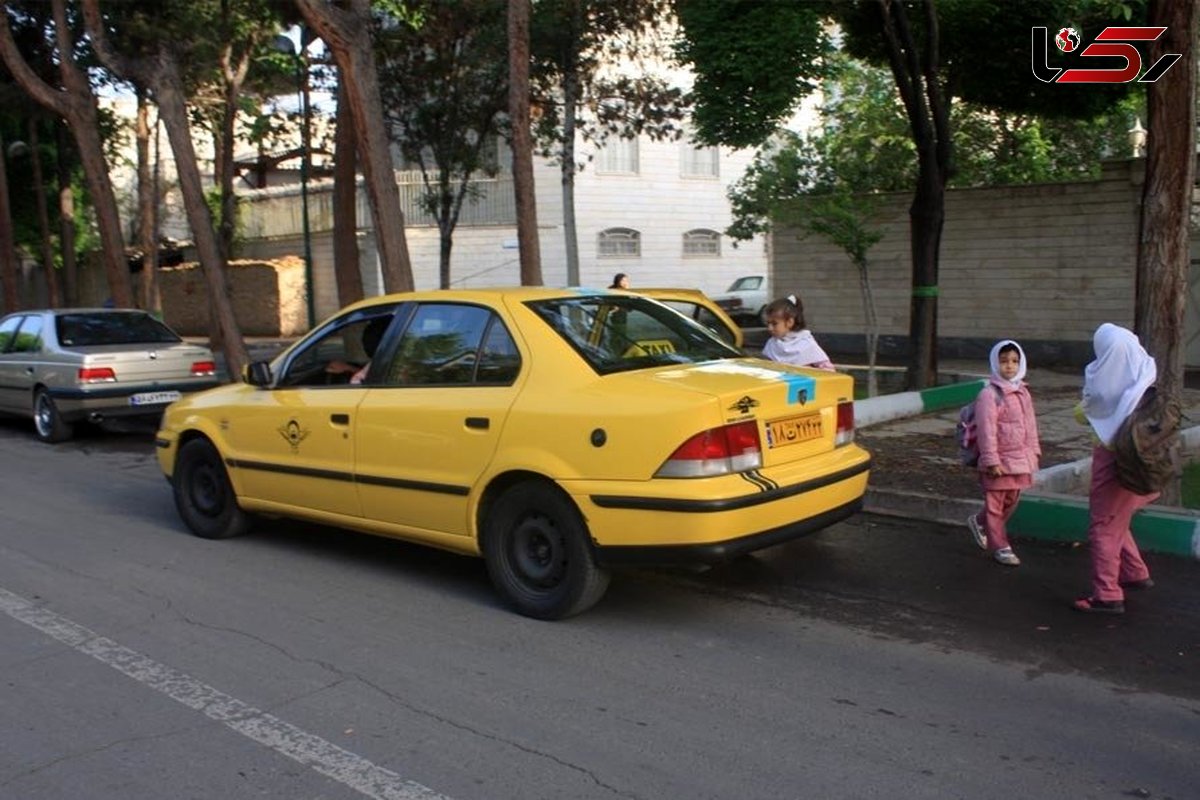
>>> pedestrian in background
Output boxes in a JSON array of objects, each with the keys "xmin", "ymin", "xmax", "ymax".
[
  {"xmin": 761, "ymin": 294, "xmax": 834, "ymax": 370},
  {"xmin": 1072, "ymin": 323, "xmax": 1158, "ymax": 614},
  {"xmin": 609, "ymin": 273, "xmax": 630, "ymax": 290},
  {"xmin": 966, "ymin": 340, "xmax": 1042, "ymax": 566}
]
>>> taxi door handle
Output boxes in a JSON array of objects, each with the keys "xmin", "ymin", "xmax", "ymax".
[
  {"xmin": 330, "ymin": 413, "xmax": 350, "ymax": 425},
  {"xmin": 465, "ymin": 417, "xmax": 489, "ymax": 430}
]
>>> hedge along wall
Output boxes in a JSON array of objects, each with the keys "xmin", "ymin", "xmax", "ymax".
[
  {"xmin": 158, "ymin": 257, "xmax": 308, "ymax": 337},
  {"xmin": 772, "ymin": 159, "xmax": 1148, "ymax": 366}
]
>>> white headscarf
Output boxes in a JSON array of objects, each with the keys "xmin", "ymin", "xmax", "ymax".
[
  {"xmin": 989, "ymin": 339, "xmax": 1027, "ymax": 386},
  {"xmin": 1081, "ymin": 323, "xmax": 1156, "ymax": 446}
]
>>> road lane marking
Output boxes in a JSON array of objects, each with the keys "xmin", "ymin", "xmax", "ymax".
[{"xmin": 0, "ymin": 587, "xmax": 453, "ymax": 800}]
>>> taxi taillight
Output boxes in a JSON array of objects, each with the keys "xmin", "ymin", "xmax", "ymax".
[
  {"xmin": 78, "ymin": 366, "xmax": 116, "ymax": 383},
  {"xmin": 835, "ymin": 400, "xmax": 854, "ymax": 446},
  {"xmin": 190, "ymin": 360, "xmax": 217, "ymax": 376},
  {"xmin": 655, "ymin": 420, "xmax": 762, "ymax": 478}
]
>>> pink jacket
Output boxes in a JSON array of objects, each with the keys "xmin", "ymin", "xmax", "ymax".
[{"xmin": 975, "ymin": 378, "xmax": 1041, "ymax": 475}]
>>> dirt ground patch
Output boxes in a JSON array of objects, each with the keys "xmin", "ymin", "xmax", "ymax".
[{"xmin": 857, "ymin": 384, "xmax": 1089, "ymax": 500}]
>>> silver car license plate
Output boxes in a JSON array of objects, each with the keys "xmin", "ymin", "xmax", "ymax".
[{"xmin": 129, "ymin": 390, "xmax": 183, "ymax": 407}]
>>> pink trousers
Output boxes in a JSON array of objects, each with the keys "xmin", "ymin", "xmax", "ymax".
[
  {"xmin": 976, "ymin": 488, "xmax": 1021, "ymax": 551},
  {"xmin": 1087, "ymin": 445, "xmax": 1155, "ymax": 601}
]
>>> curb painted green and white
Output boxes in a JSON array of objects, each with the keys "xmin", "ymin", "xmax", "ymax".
[
  {"xmin": 854, "ymin": 378, "xmax": 986, "ymax": 428},
  {"xmin": 855, "ymin": 378, "xmax": 1200, "ymax": 561}
]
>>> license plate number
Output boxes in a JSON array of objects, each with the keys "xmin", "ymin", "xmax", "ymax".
[
  {"xmin": 765, "ymin": 412, "xmax": 823, "ymax": 448},
  {"xmin": 129, "ymin": 390, "xmax": 182, "ymax": 407}
]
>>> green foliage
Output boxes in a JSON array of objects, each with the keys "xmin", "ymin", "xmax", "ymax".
[
  {"xmin": 834, "ymin": 0, "xmax": 1145, "ymax": 119},
  {"xmin": 674, "ymin": 0, "xmax": 829, "ymax": 148},
  {"xmin": 375, "ymin": 0, "xmax": 509, "ymax": 244},
  {"xmin": 530, "ymin": 0, "xmax": 688, "ymax": 165},
  {"xmin": 726, "ymin": 54, "xmax": 1147, "ymax": 243}
]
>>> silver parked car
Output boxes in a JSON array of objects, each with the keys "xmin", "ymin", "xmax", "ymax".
[{"xmin": 0, "ymin": 308, "xmax": 222, "ymax": 442}]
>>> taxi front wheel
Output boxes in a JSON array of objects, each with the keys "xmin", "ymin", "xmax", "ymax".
[
  {"xmin": 174, "ymin": 438, "xmax": 251, "ymax": 540},
  {"xmin": 483, "ymin": 481, "xmax": 610, "ymax": 620}
]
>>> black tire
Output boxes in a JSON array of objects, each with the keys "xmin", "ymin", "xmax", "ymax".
[
  {"xmin": 482, "ymin": 481, "xmax": 610, "ymax": 620},
  {"xmin": 173, "ymin": 438, "xmax": 251, "ymax": 540},
  {"xmin": 33, "ymin": 388, "xmax": 74, "ymax": 443}
]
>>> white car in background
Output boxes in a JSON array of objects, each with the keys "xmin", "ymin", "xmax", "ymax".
[{"xmin": 712, "ymin": 275, "xmax": 769, "ymax": 327}]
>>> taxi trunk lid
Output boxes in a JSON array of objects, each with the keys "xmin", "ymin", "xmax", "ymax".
[{"xmin": 604, "ymin": 358, "xmax": 855, "ymax": 469}]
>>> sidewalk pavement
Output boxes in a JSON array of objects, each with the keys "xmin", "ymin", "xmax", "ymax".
[{"xmin": 853, "ymin": 360, "xmax": 1200, "ymax": 561}]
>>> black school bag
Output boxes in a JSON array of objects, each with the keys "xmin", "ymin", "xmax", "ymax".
[{"xmin": 1111, "ymin": 385, "xmax": 1181, "ymax": 495}]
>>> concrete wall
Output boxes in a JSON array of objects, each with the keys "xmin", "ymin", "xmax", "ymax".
[
  {"xmin": 774, "ymin": 159, "xmax": 1157, "ymax": 367},
  {"xmin": 158, "ymin": 259, "xmax": 308, "ymax": 337}
]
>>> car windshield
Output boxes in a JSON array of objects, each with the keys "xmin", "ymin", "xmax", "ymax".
[
  {"xmin": 527, "ymin": 295, "xmax": 739, "ymax": 375},
  {"xmin": 728, "ymin": 276, "xmax": 762, "ymax": 291},
  {"xmin": 56, "ymin": 312, "xmax": 182, "ymax": 347}
]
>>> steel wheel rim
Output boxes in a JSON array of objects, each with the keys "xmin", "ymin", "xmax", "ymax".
[
  {"xmin": 189, "ymin": 462, "xmax": 224, "ymax": 518},
  {"xmin": 510, "ymin": 514, "xmax": 565, "ymax": 589}
]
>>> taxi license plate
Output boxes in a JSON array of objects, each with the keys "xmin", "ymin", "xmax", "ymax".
[
  {"xmin": 765, "ymin": 412, "xmax": 823, "ymax": 448},
  {"xmin": 129, "ymin": 390, "xmax": 182, "ymax": 407}
]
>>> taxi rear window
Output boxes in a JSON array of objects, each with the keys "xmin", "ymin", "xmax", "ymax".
[{"xmin": 527, "ymin": 295, "xmax": 738, "ymax": 375}]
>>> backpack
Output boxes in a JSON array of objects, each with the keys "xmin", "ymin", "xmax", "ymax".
[
  {"xmin": 956, "ymin": 384, "xmax": 1004, "ymax": 467},
  {"xmin": 1112, "ymin": 385, "xmax": 1181, "ymax": 495}
]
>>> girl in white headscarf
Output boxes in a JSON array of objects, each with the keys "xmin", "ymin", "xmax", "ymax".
[
  {"xmin": 965, "ymin": 340, "xmax": 1041, "ymax": 566},
  {"xmin": 1073, "ymin": 323, "xmax": 1157, "ymax": 615}
]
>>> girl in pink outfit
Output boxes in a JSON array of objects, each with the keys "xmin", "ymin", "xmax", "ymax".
[
  {"xmin": 966, "ymin": 340, "xmax": 1041, "ymax": 566},
  {"xmin": 761, "ymin": 294, "xmax": 835, "ymax": 370},
  {"xmin": 1072, "ymin": 323, "xmax": 1158, "ymax": 615}
]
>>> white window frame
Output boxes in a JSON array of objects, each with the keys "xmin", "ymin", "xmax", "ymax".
[
  {"xmin": 680, "ymin": 143, "xmax": 719, "ymax": 178},
  {"xmin": 683, "ymin": 229, "xmax": 721, "ymax": 257},
  {"xmin": 596, "ymin": 137, "xmax": 640, "ymax": 175},
  {"xmin": 598, "ymin": 227, "xmax": 641, "ymax": 258}
]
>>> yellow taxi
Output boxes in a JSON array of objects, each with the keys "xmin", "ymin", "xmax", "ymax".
[{"xmin": 157, "ymin": 288, "xmax": 870, "ymax": 619}]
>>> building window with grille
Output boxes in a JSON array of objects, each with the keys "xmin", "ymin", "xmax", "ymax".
[
  {"xmin": 683, "ymin": 229, "xmax": 720, "ymax": 257},
  {"xmin": 597, "ymin": 137, "xmax": 639, "ymax": 174},
  {"xmin": 680, "ymin": 143, "xmax": 719, "ymax": 178},
  {"xmin": 598, "ymin": 227, "xmax": 641, "ymax": 258}
]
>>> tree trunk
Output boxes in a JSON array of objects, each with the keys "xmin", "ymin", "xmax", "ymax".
[
  {"xmin": 0, "ymin": 134, "xmax": 19, "ymax": 313},
  {"xmin": 1134, "ymin": 0, "xmax": 1197, "ymax": 505},
  {"xmin": 0, "ymin": 0, "xmax": 134, "ymax": 308},
  {"xmin": 907, "ymin": 171, "xmax": 942, "ymax": 389},
  {"xmin": 296, "ymin": 1, "xmax": 414, "ymax": 293},
  {"xmin": 28, "ymin": 119, "xmax": 61, "ymax": 308},
  {"xmin": 55, "ymin": 122, "xmax": 78, "ymax": 306},
  {"xmin": 439, "ymin": 227, "xmax": 453, "ymax": 290},
  {"xmin": 509, "ymin": 0, "xmax": 542, "ymax": 285},
  {"xmin": 857, "ymin": 258, "xmax": 880, "ymax": 398},
  {"xmin": 877, "ymin": 0, "xmax": 949, "ymax": 390},
  {"xmin": 135, "ymin": 91, "xmax": 161, "ymax": 314},
  {"xmin": 154, "ymin": 68, "xmax": 249, "ymax": 378},
  {"xmin": 332, "ymin": 77, "xmax": 364, "ymax": 306}
]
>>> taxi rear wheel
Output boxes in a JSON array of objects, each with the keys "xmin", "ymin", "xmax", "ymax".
[
  {"xmin": 174, "ymin": 438, "xmax": 251, "ymax": 540},
  {"xmin": 483, "ymin": 481, "xmax": 610, "ymax": 620},
  {"xmin": 33, "ymin": 389, "xmax": 74, "ymax": 443}
]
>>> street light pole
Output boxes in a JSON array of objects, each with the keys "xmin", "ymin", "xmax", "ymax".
[
  {"xmin": 298, "ymin": 49, "xmax": 315, "ymax": 329},
  {"xmin": 274, "ymin": 31, "xmax": 315, "ymax": 330}
]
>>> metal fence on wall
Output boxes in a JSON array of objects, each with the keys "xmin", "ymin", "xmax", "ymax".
[{"xmin": 237, "ymin": 171, "xmax": 517, "ymax": 240}]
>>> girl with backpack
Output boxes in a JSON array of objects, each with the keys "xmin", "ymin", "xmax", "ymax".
[
  {"xmin": 966, "ymin": 340, "xmax": 1041, "ymax": 566},
  {"xmin": 1072, "ymin": 323, "xmax": 1158, "ymax": 614}
]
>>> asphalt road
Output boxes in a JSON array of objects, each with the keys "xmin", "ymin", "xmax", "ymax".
[{"xmin": 0, "ymin": 418, "xmax": 1196, "ymax": 800}]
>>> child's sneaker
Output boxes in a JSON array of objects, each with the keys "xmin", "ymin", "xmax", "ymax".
[
  {"xmin": 966, "ymin": 514, "xmax": 987, "ymax": 550},
  {"xmin": 993, "ymin": 547, "xmax": 1021, "ymax": 566}
]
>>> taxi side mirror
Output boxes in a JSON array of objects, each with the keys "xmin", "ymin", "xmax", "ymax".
[{"xmin": 245, "ymin": 361, "xmax": 273, "ymax": 387}]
